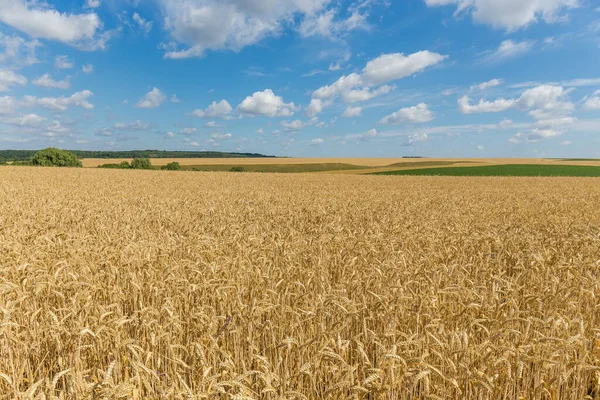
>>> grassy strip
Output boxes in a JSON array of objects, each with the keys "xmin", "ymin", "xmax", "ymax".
[
  {"xmin": 181, "ymin": 163, "xmax": 370, "ymax": 173},
  {"xmin": 373, "ymin": 164, "xmax": 600, "ymax": 177}
]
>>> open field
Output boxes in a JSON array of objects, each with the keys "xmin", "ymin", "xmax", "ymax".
[
  {"xmin": 2, "ymin": 167, "xmax": 600, "ymax": 398},
  {"xmin": 374, "ymin": 164, "xmax": 600, "ymax": 177},
  {"xmin": 82, "ymin": 157, "xmax": 600, "ymax": 174}
]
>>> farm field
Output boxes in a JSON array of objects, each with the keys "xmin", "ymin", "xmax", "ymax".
[
  {"xmin": 374, "ymin": 164, "xmax": 600, "ymax": 177},
  {"xmin": 81, "ymin": 157, "xmax": 600, "ymax": 174},
  {"xmin": 1, "ymin": 167, "xmax": 600, "ymax": 398}
]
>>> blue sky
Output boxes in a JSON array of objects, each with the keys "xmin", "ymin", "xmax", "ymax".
[{"xmin": 0, "ymin": 0, "xmax": 599, "ymax": 157}]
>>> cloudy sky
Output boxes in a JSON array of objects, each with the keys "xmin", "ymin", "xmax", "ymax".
[{"xmin": 0, "ymin": 0, "xmax": 599, "ymax": 157}]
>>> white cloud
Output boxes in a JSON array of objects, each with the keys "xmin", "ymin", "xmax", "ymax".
[
  {"xmin": 164, "ymin": 131, "xmax": 175, "ymax": 138},
  {"xmin": 180, "ymin": 127, "xmax": 197, "ymax": 135},
  {"xmin": 86, "ymin": 0, "xmax": 101, "ymax": 9},
  {"xmin": 459, "ymin": 85, "xmax": 574, "ymax": 119},
  {"xmin": 535, "ymin": 116, "xmax": 576, "ymax": 127},
  {"xmin": 136, "ymin": 87, "xmax": 167, "ymax": 108},
  {"xmin": 498, "ymin": 119, "xmax": 513, "ymax": 128},
  {"xmin": 0, "ymin": 96, "xmax": 22, "ymax": 115},
  {"xmin": 345, "ymin": 128, "xmax": 377, "ymax": 142},
  {"xmin": 362, "ymin": 51, "xmax": 448, "ymax": 86},
  {"xmin": 458, "ymin": 95, "xmax": 516, "ymax": 113},
  {"xmin": 470, "ymin": 78, "xmax": 502, "ymax": 91},
  {"xmin": 280, "ymin": 117, "xmax": 318, "ymax": 131},
  {"xmin": 204, "ymin": 121, "xmax": 217, "ymax": 127},
  {"xmin": 95, "ymin": 127, "xmax": 114, "ymax": 136},
  {"xmin": 298, "ymin": 8, "xmax": 369, "ymax": 38},
  {"xmin": 0, "ymin": 68, "xmax": 27, "ymax": 92},
  {"xmin": 132, "ymin": 13, "xmax": 153, "ymax": 35},
  {"xmin": 509, "ymin": 128, "xmax": 562, "ymax": 143},
  {"xmin": 560, "ymin": 140, "xmax": 572, "ymax": 146},
  {"xmin": 310, "ymin": 138, "xmax": 324, "ymax": 145},
  {"xmin": 424, "ymin": 0, "xmax": 579, "ymax": 31},
  {"xmin": 1, "ymin": 113, "xmax": 46, "ymax": 127},
  {"xmin": 32, "ymin": 74, "xmax": 70, "ymax": 89},
  {"xmin": 311, "ymin": 51, "xmax": 445, "ymax": 109},
  {"xmin": 237, "ymin": 89, "xmax": 297, "ymax": 117},
  {"xmin": 483, "ymin": 40, "xmax": 535, "ymax": 63},
  {"xmin": 210, "ymin": 132, "xmax": 232, "ymax": 140},
  {"xmin": 477, "ymin": 145, "xmax": 484, "ymax": 151},
  {"xmin": 82, "ymin": 64, "xmax": 93, "ymax": 74},
  {"xmin": 380, "ymin": 103, "xmax": 434, "ymax": 124},
  {"xmin": 171, "ymin": 94, "xmax": 181, "ymax": 103},
  {"xmin": 583, "ymin": 91, "xmax": 600, "ymax": 110},
  {"xmin": 115, "ymin": 120, "xmax": 151, "ymax": 130},
  {"xmin": 158, "ymin": 0, "xmax": 361, "ymax": 58},
  {"xmin": 55, "ymin": 55, "xmax": 74, "ymax": 69},
  {"xmin": 193, "ymin": 100, "xmax": 233, "ymax": 119},
  {"xmin": 342, "ymin": 85, "xmax": 394, "ymax": 103},
  {"xmin": 0, "ymin": 33, "xmax": 41, "ymax": 67},
  {"xmin": 342, "ymin": 106, "xmax": 362, "ymax": 118},
  {"xmin": 33, "ymin": 90, "xmax": 94, "ymax": 112},
  {"xmin": 0, "ymin": 0, "xmax": 104, "ymax": 48},
  {"xmin": 305, "ymin": 99, "xmax": 324, "ymax": 118},
  {"xmin": 407, "ymin": 132, "xmax": 428, "ymax": 144}
]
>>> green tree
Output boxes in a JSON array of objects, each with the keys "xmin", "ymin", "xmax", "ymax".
[
  {"xmin": 131, "ymin": 157, "xmax": 153, "ymax": 170},
  {"xmin": 161, "ymin": 162, "xmax": 181, "ymax": 171},
  {"xmin": 31, "ymin": 148, "xmax": 82, "ymax": 167}
]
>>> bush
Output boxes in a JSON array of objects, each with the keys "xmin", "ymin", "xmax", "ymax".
[
  {"xmin": 161, "ymin": 162, "xmax": 181, "ymax": 171},
  {"xmin": 131, "ymin": 158, "xmax": 153, "ymax": 170},
  {"xmin": 31, "ymin": 148, "xmax": 82, "ymax": 167},
  {"xmin": 229, "ymin": 166, "xmax": 246, "ymax": 172},
  {"xmin": 99, "ymin": 161, "xmax": 131, "ymax": 169}
]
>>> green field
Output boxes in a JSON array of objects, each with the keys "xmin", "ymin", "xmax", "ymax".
[{"xmin": 374, "ymin": 164, "xmax": 600, "ymax": 177}]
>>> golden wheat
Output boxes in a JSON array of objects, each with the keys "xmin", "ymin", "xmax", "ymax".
[{"xmin": 1, "ymin": 167, "xmax": 600, "ymax": 399}]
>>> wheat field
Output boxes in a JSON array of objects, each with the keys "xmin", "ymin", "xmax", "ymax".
[{"xmin": 1, "ymin": 167, "xmax": 600, "ymax": 399}]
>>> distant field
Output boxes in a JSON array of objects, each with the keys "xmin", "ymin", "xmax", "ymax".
[
  {"xmin": 181, "ymin": 163, "xmax": 369, "ymax": 173},
  {"xmin": 374, "ymin": 164, "xmax": 600, "ymax": 177}
]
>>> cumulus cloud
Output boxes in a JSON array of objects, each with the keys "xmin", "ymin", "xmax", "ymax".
[
  {"xmin": 136, "ymin": 87, "xmax": 167, "ymax": 108},
  {"xmin": 171, "ymin": 95, "xmax": 181, "ymax": 103},
  {"xmin": 32, "ymin": 74, "xmax": 70, "ymax": 89},
  {"xmin": 305, "ymin": 99, "xmax": 325, "ymax": 118},
  {"xmin": 158, "ymin": 0, "xmax": 368, "ymax": 58},
  {"xmin": 498, "ymin": 119, "xmax": 513, "ymax": 128},
  {"xmin": 380, "ymin": 103, "xmax": 434, "ymax": 125},
  {"xmin": 192, "ymin": 100, "xmax": 233, "ymax": 119},
  {"xmin": 310, "ymin": 138, "xmax": 324, "ymax": 145},
  {"xmin": 424, "ymin": 0, "xmax": 579, "ymax": 31},
  {"xmin": 82, "ymin": 64, "xmax": 93, "ymax": 73},
  {"xmin": 583, "ymin": 90, "xmax": 600, "ymax": 110},
  {"xmin": 362, "ymin": 51, "xmax": 448, "ymax": 86},
  {"xmin": 180, "ymin": 127, "xmax": 197, "ymax": 135},
  {"xmin": 1, "ymin": 113, "xmax": 46, "ymax": 127},
  {"xmin": 342, "ymin": 85, "xmax": 394, "ymax": 103},
  {"xmin": 509, "ymin": 128, "xmax": 562, "ymax": 143},
  {"xmin": 95, "ymin": 127, "xmax": 114, "ymax": 136},
  {"xmin": 342, "ymin": 106, "xmax": 362, "ymax": 118},
  {"xmin": 407, "ymin": 132, "xmax": 428, "ymax": 145},
  {"xmin": 470, "ymin": 78, "xmax": 502, "ymax": 91},
  {"xmin": 31, "ymin": 90, "xmax": 94, "ymax": 112},
  {"xmin": 237, "ymin": 89, "xmax": 298, "ymax": 117},
  {"xmin": 55, "ymin": 55, "xmax": 74, "ymax": 69},
  {"xmin": 86, "ymin": 0, "xmax": 101, "ymax": 8},
  {"xmin": 483, "ymin": 40, "xmax": 535, "ymax": 63},
  {"xmin": 114, "ymin": 120, "xmax": 151, "ymax": 130},
  {"xmin": 0, "ymin": 0, "xmax": 105, "ymax": 48},
  {"xmin": 280, "ymin": 117, "xmax": 318, "ymax": 132},
  {"xmin": 345, "ymin": 128, "xmax": 377, "ymax": 142},
  {"xmin": 0, "ymin": 33, "xmax": 41, "ymax": 67},
  {"xmin": 311, "ymin": 50, "xmax": 446, "ymax": 113},
  {"xmin": 0, "ymin": 69, "xmax": 27, "ymax": 91},
  {"xmin": 458, "ymin": 95, "xmax": 516, "ymax": 113}
]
